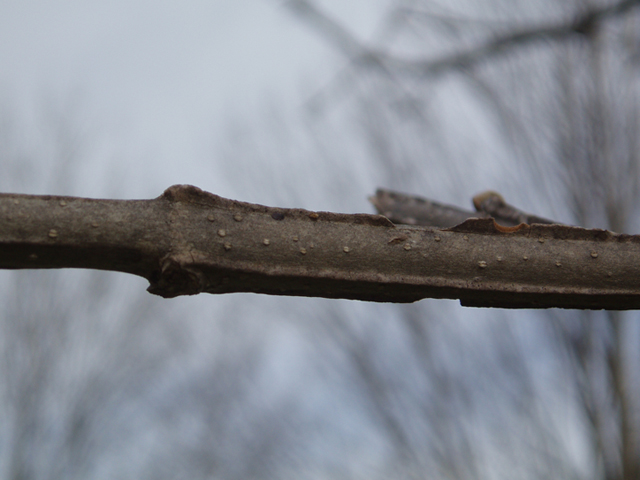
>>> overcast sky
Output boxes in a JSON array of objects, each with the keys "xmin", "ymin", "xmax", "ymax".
[{"xmin": 0, "ymin": 0, "xmax": 386, "ymax": 198}]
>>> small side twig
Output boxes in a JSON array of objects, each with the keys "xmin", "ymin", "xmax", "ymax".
[
  {"xmin": 370, "ymin": 188, "xmax": 559, "ymax": 227},
  {"xmin": 369, "ymin": 189, "xmax": 487, "ymax": 227}
]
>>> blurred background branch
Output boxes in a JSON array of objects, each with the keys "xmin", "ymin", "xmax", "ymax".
[{"xmin": 287, "ymin": 0, "xmax": 640, "ymax": 76}]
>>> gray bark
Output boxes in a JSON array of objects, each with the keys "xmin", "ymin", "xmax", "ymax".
[{"xmin": 1, "ymin": 184, "xmax": 639, "ymax": 309}]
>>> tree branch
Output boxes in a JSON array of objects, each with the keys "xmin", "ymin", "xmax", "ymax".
[
  {"xmin": 369, "ymin": 188, "xmax": 557, "ymax": 227},
  {"xmin": 287, "ymin": 0, "xmax": 640, "ymax": 77},
  {"xmin": 1, "ymin": 185, "xmax": 639, "ymax": 309},
  {"xmin": 369, "ymin": 188, "xmax": 488, "ymax": 227}
]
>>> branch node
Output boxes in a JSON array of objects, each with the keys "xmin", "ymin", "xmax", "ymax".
[{"xmin": 147, "ymin": 254, "xmax": 206, "ymax": 298}]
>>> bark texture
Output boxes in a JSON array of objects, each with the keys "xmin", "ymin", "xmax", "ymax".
[{"xmin": 1, "ymin": 184, "xmax": 639, "ymax": 309}]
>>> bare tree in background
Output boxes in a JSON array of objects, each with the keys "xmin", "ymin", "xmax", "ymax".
[
  {"xmin": 547, "ymin": 9, "xmax": 640, "ymax": 479},
  {"xmin": 286, "ymin": 0, "xmax": 640, "ymax": 478}
]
